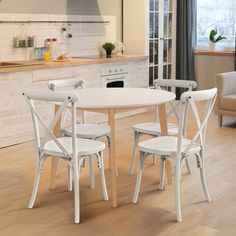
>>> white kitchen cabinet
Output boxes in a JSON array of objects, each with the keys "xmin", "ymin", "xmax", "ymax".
[
  {"xmin": 124, "ymin": 0, "xmax": 177, "ymax": 87},
  {"xmin": 0, "ymin": 58, "xmax": 148, "ymax": 147},
  {"xmin": 0, "ymin": 72, "xmax": 33, "ymax": 147}
]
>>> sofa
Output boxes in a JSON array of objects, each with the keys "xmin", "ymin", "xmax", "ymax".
[{"xmin": 215, "ymin": 71, "xmax": 236, "ymax": 126}]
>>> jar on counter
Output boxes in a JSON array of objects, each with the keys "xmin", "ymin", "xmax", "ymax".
[{"xmin": 51, "ymin": 38, "xmax": 58, "ymax": 60}]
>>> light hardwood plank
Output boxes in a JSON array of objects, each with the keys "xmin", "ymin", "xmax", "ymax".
[{"xmin": 0, "ymin": 106, "xmax": 235, "ymax": 236}]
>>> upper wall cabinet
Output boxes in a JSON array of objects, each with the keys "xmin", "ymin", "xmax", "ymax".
[{"xmin": 124, "ymin": 0, "xmax": 177, "ymax": 87}]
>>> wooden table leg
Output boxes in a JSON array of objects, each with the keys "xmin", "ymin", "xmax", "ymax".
[
  {"xmin": 158, "ymin": 103, "xmax": 172, "ymax": 184},
  {"xmin": 108, "ymin": 108, "xmax": 118, "ymax": 207},
  {"xmin": 50, "ymin": 105, "xmax": 62, "ymax": 189}
]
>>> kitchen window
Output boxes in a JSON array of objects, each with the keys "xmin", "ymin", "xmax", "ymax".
[{"xmin": 196, "ymin": 0, "xmax": 236, "ymax": 50}]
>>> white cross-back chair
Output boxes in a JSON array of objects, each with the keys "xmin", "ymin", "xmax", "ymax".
[
  {"xmin": 129, "ymin": 79, "xmax": 197, "ymax": 175},
  {"xmin": 132, "ymin": 88, "xmax": 217, "ymax": 222},
  {"xmin": 23, "ymin": 89, "xmax": 108, "ymax": 223},
  {"xmin": 48, "ymin": 78, "xmax": 112, "ymax": 189}
]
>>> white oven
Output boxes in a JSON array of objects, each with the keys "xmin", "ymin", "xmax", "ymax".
[{"xmin": 101, "ymin": 64, "xmax": 128, "ymax": 87}]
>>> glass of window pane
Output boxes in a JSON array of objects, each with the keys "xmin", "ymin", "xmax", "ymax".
[
  {"xmin": 154, "ymin": 66, "xmax": 159, "ymax": 80},
  {"xmin": 154, "ymin": 13, "xmax": 159, "ymax": 38},
  {"xmin": 163, "ymin": 65, "xmax": 168, "ymax": 80},
  {"xmin": 150, "ymin": 0, "xmax": 154, "ymax": 11},
  {"xmin": 149, "ymin": 13, "xmax": 154, "ymax": 38},
  {"xmin": 155, "ymin": 0, "xmax": 159, "ymax": 11},
  {"xmin": 163, "ymin": 39, "xmax": 168, "ymax": 63},
  {"xmin": 168, "ymin": 65, "xmax": 172, "ymax": 79},
  {"xmin": 168, "ymin": 14, "xmax": 172, "ymax": 37},
  {"xmin": 149, "ymin": 41, "xmax": 154, "ymax": 65},
  {"xmin": 167, "ymin": 39, "xmax": 172, "ymax": 62},
  {"xmin": 154, "ymin": 40, "xmax": 159, "ymax": 65},
  {"xmin": 149, "ymin": 67, "xmax": 154, "ymax": 87},
  {"xmin": 164, "ymin": 0, "xmax": 172, "ymax": 12},
  {"xmin": 164, "ymin": 13, "xmax": 169, "ymax": 37}
]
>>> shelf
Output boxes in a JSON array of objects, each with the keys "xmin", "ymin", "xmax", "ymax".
[{"xmin": 0, "ymin": 20, "xmax": 110, "ymax": 24}]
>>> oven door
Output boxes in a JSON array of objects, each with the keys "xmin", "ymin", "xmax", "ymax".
[{"xmin": 101, "ymin": 73, "xmax": 128, "ymax": 88}]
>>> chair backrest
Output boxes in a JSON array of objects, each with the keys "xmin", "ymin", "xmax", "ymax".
[
  {"xmin": 153, "ymin": 79, "xmax": 197, "ymax": 122},
  {"xmin": 48, "ymin": 77, "xmax": 86, "ymax": 124},
  {"xmin": 23, "ymin": 89, "xmax": 78, "ymax": 159},
  {"xmin": 154, "ymin": 79, "xmax": 197, "ymax": 91},
  {"xmin": 48, "ymin": 77, "xmax": 85, "ymax": 91},
  {"xmin": 177, "ymin": 88, "xmax": 217, "ymax": 158}
]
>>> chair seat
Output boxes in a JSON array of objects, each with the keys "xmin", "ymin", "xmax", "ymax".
[
  {"xmin": 63, "ymin": 123, "xmax": 111, "ymax": 139},
  {"xmin": 44, "ymin": 137, "xmax": 106, "ymax": 157},
  {"xmin": 138, "ymin": 136, "xmax": 201, "ymax": 156},
  {"xmin": 133, "ymin": 122, "xmax": 178, "ymax": 136}
]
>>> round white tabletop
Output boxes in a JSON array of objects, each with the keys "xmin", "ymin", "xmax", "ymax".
[{"xmin": 70, "ymin": 88, "xmax": 176, "ymax": 109}]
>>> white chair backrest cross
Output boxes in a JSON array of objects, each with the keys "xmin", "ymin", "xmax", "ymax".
[
  {"xmin": 154, "ymin": 79, "xmax": 197, "ymax": 123},
  {"xmin": 48, "ymin": 78, "xmax": 86, "ymax": 125},
  {"xmin": 23, "ymin": 89, "xmax": 78, "ymax": 160},
  {"xmin": 177, "ymin": 87, "xmax": 217, "ymax": 157}
]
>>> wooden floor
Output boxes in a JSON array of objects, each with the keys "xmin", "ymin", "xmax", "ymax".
[{"xmin": 0, "ymin": 108, "xmax": 236, "ymax": 236}]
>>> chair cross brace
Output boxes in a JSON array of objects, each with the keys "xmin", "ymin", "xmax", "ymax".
[
  {"xmin": 25, "ymin": 96, "xmax": 73, "ymax": 159},
  {"xmin": 182, "ymin": 95, "xmax": 217, "ymax": 155}
]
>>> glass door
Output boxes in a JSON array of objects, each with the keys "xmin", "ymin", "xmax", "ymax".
[
  {"xmin": 162, "ymin": 0, "xmax": 173, "ymax": 80},
  {"xmin": 149, "ymin": 0, "xmax": 159, "ymax": 87},
  {"xmin": 149, "ymin": 0, "xmax": 174, "ymax": 87}
]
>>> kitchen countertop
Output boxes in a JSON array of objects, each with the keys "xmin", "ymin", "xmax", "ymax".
[{"xmin": 0, "ymin": 54, "xmax": 148, "ymax": 74}]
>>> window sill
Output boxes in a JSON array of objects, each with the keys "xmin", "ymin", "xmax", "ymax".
[{"xmin": 193, "ymin": 50, "xmax": 235, "ymax": 56}]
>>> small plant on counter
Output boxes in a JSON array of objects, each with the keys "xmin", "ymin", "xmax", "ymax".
[{"xmin": 102, "ymin": 42, "xmax": 115, "ymax": 58}]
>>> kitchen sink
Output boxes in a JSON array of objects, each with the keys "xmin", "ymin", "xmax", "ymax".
[
  {"xmin": 0, "ymin": 61, "xmax": 45, "ymax": 68},
  {"xmin": 0, "ymin": 62, "xmax": 23, "ymax": 68}
]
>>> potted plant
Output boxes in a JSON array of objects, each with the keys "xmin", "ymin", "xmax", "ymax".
[
  {"xmin": 102, "ymin": 42, "xmax": 115, "ymax": 58},
  {"xmin": 209, "ymin": 27, "xmax": 226, "ymax": 51}
]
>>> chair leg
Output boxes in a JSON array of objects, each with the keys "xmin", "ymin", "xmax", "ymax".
[
  {"xmin": 73, "ymin": 158, "xmax": 80, "ymax": 224},
  {"xmin": 106, "ymin": 135, "xmax": 119, "ymax": 177},
  {"xmin": 81, "ymin": 158, "xmax": 86, "ymax": 168},
  {"xmin": 106, "ymin": 135, "xmax": 111, "ymax": 148},
  {"xmin": 132, "ymin": 151, "xmax": 145, "ymax": 203},
  {"xmin": 28, "ymin": 159, "xmax": 43, "ymax": 208},
  {"xmin": 185, "ymin": 158, "xmax": 192, "ymax": 174},
  {"xmin": 67, "ymin": 162, "xmax": 73, "ymax": 192},
  {"xmin": 159, "ymin": 156, "xmax": 166, "ymax": 190},
  {"xmin": 89, "ymin": 156, "xmax": 95, "ymax": 189},
  {"xmin": 218, "ymin": 114, "xmax": 223, "ymax": 127},
  {"xmin": 175, "ymin": 161, "xmax": 182, "ymax": 222},
  {"xmin": 98, "ymin": 151, "xmax": 109, "ymax": 201},
  {"xmin": 152, "ymin": 155, "xmax": 157, "ymax": 165},
  {"xmin": 129, "ymin": 131, "xmax": 140, "ymax": 175},
  {"xmin": 199, "ymin": 153, "xmax": 211, "ymax": 202}
]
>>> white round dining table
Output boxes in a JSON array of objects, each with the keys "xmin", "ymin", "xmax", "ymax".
[{"xmin": 51, "ymin": 88, "xmax": 176, "ymax": 207}]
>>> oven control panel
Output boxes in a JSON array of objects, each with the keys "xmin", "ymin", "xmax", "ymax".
[{"xmin": 101, "ymin": 64, "xmax": 128, "ymax": 76}]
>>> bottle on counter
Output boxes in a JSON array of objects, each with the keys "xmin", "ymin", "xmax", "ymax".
[
  {"xmin": 51, "ymin": 38, "xmax": 58, "ymax": 60},
  {"xmin": 44, "ymin": 38, "xmax": 52, "ymax": 62}
]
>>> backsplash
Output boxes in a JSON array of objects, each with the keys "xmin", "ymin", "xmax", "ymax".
[{"xmin": 0, "ymin": 13, "xmax": 116, "ymax": 61}]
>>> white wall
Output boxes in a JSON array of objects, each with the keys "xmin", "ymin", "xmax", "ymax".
[
  {"xmin": 0, "ymin": 0, "xmax": 122, "ymax": 40},
  {"xmin": 0, "ymin": 13, "xmax": 116, "ymax": 61}
]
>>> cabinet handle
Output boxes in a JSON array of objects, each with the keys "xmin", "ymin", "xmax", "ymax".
[{"xmin": 106, "ymin": 76, "xmax": 125, "ymax": 81}]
